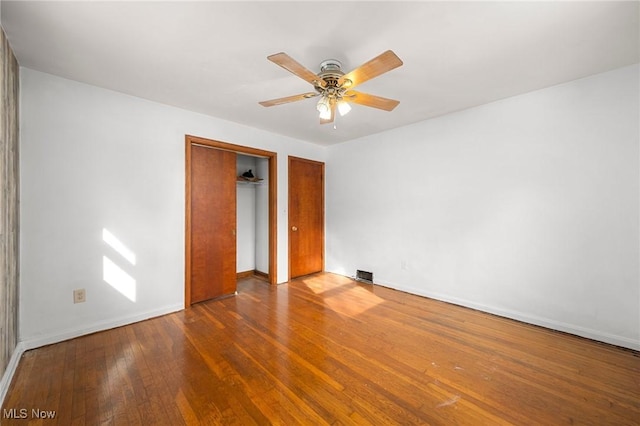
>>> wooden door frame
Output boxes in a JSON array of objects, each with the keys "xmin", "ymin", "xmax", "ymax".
[
  {"xmin": 288, "ymin": 156, "xmax": 325, "ymax": 281},
  {"xmin": 185, "ymin": 135, "xmax": 277, "ymax": 307}
]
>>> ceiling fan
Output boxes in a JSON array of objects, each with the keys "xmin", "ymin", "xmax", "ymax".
[{"xmin": 259, "ymin": 50, "xmax": 403, "ymax": 124}]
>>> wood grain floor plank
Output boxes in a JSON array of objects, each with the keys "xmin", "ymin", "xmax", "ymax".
[{"xmin": 2, "ymin": 273, "xmax": 638, "ymax": 425}]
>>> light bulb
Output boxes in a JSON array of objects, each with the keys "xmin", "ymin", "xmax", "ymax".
[
  {"xmin": 337, "ymin": 100, "xmax": 352, "ymax": 116},
  {"xmin": 316, "ymin": 96, "xmax": 329, "ymax": 113},
  {"xmin": 319, "ymin": 108, "xmax": 332, "ymax": 120}
]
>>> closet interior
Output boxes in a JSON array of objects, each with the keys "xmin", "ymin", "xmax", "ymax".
[{"xmin": 236, "ymin": 154, "xmax": 269, "ymax": 280}]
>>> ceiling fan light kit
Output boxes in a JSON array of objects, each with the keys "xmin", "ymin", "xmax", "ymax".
[
  {"xmin": 316, "ymin": 96, "xmax": 330, "ymax": 114},
  {"xmin": 259, "ymin": 50, "xmax": 403, "ymax": 125},
  {"xmin": 337, "ymin": 100, "xmax": 352, "ymax": 116}
]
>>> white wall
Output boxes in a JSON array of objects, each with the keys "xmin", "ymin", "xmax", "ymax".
[
  {"xmin": 326, "ymin": 65, "xmax": 639, "ymax": 349},
  {"xmin": 19, "ymin": 68, "xmax": 325, "ymax": 347},
  {"xmin": 237, "ymin": 154, "xmax": 257, "ymax": 273}
]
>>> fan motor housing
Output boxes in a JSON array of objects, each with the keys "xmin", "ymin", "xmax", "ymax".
[
  {"xmin": 317, "ymin": 59, "xmax": 347, "ymax": 98},
  {"xmin": 319, "ymin": 59, "xmax": 344, "ymax": 80},
  {"xmin": 320, "ymin": 59, "xmax": 343, "ymax": 74}
]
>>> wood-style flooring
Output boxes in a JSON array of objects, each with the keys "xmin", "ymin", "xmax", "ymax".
[{"xmin": 2, "ymin": 273, "xmax": 639, "ymax": 425}]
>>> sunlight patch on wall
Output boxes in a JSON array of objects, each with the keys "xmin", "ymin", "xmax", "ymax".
[
  {"xmin": 102, "ymin": 228, "xmax": 137, "ymax": 302},
  {"xmin": 103, "ymin": 256, "xmax": 136, "ymax": 302},
  {"xmin": 103, "ymin": 228, "xmax": 136, "ymax": 265}
]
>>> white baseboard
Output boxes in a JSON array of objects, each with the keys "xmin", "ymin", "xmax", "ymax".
[
  {"xmin": 19, "ymin": 303, "xmax": 184, "ymax": 351},
  {"xmin": 368, "ymin": 277, "xmax": 640, "ymax": 351},
  {"xmin": 0, "ymin": 341, "xmax": 26, "ymax": 407}
]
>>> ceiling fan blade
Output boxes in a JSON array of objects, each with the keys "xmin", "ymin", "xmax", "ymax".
[
  {"xmin": 320, "ymin": 102, "xmax": 336, "ymax": 125},
  {"xmin": 268, "ymin": 52, "xmax": 325, "ymax": 87},
  {"xmin": 259, "ymin": 92, "xmax": 318, "ymax": 107},
  {"xmin": 338, "ymin": 50, "xmax": 403, "ymax": 89},
  {"xmin": 344, "ymin": 91, "xmax": 400, "ymax": 111}
]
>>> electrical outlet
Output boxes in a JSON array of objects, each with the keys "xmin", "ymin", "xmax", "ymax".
[{"xmin": 73, "ymin": 289, "xmax": 86, "ymax": 304}]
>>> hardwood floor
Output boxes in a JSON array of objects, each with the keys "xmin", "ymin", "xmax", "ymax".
[{"xmin": 2, "ymin": 273, "xmax": 639, "ymax": 425}]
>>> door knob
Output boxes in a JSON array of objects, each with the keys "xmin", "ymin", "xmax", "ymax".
[{"xmin": 291, "ymin": 226, "xmax": 298, "ymax": 231}]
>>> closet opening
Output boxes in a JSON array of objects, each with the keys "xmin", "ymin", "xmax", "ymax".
[
  {"xmin": 185, "ymin": 135, "xmax": 277, "ymax": 307},
  {"xmin": 236, "ymin": 153, "xmax": 270, "ymax": 282}
]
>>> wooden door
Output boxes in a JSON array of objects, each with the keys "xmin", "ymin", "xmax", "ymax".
[
  {"xmin": 289, "ymin": 156, "xmax": 324, "ymax": 278},
  {"xmin": 189, "ymin": 145, "xmax": 237, "ymax": 303}
]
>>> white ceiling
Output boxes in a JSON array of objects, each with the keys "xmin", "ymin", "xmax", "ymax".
[{"xmin": 2, "ymin": 1, "xmax": 638, "ymax": 146}]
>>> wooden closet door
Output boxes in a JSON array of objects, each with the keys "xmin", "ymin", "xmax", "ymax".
[
  {"xmin": 190, "ymin": 145, "xmax": 237, "ymax": 303},
  {"xmin": 289, "ymin": 156, "xmax": 324, "ymax": 279}
]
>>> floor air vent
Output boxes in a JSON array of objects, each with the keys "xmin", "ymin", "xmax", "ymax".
[{"xmin": 356, "ymin": 270, "xmax": 373, "ymax": 284}]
